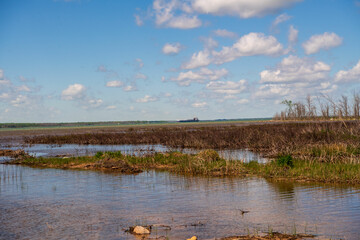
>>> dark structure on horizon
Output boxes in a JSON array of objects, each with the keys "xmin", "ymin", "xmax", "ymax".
[{"xmin": 178, "ymin": 117, "xmax": 199, "ymax": 123}]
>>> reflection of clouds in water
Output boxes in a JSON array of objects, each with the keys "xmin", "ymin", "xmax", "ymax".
[{"xmin": 0, "ymin": 165, "xmax": 360, "ymax": 239}]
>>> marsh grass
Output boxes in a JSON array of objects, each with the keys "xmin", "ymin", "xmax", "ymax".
[
  {"xmin": 23, "ymin": 121, "xmax": 360, "ymax": 164},
  {"xmin": 9, "ymin": 150, "xmax": 360, "ymax": 184}
]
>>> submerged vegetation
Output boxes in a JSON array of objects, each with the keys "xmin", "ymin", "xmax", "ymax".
[{"xmin": 7, "ymin": 149, "xmax": 360, "ymax": 184}]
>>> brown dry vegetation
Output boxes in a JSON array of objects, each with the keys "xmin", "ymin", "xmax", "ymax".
[{"xmin": 24, "ymin": 121, "xmax": 360, "ymax": 163}]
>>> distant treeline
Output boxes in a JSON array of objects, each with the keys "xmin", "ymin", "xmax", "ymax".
[
  {"xmin": 0, "ymin": 121, "xmax": 170, "ymax": 129},
  {"xmin": 274, "ymin": 92, "xmax": 360, "ymax": 120}
]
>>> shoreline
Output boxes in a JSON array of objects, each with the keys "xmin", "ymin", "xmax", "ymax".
[{"xmin": 3, "ymin": 149, "xmax": 360, "ymax": 185}]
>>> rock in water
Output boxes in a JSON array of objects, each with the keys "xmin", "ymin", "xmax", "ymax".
[
  {"xmin": 187, "ymin": 236, "xmax": 197, "ymax": 240},
  {"xmin": 132, "ymin": 226, "xmax": 150, "ymax": 235}
]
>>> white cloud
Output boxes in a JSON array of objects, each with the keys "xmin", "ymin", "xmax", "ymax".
[
  {"xmin": 106, "ymin": 105, "xmax": 117, "ymax": 110},
  {"xmin": 201, "ymin": 37, "xmax": 218, "ymax": 49},
  {"xmin": 61, "ymin": 83, "xmax": 86, "ymax": 100},
  {"xmin": 191, "ymin": 0, "xmax": 301, "ymax": 18},
  {"xmin": 254, "ymin": 82, "xmax": 337, "ymax": 100},
  {"xmin": 10, "ymin": 95, "xmax": 29, "ymax": 107},
  {"xmin": 60, "ymin": 83, "xmax": 104, "ymax": 109},
  {"xmin": 135, "ymin": 73, "xmax": 148, "ymax": 80},
  {"xmin": 0, "ymin": 93, "xmax": 10, "ymax": 99},
  {"xmin": 260, "ymin": 55, "xmax": 331, "ymax": 84},
  {"xmin": 212, "ymin": 32, "xmax": 285, "ymax": 64},
  {"xmin": 136, "ymin": 95, "xmax": 158, "ymax": 103},
  {"xmin": 255, "ymin": 55, "xmax": 336, "ymax": 100},
  {"xmin": 182, "ymin": 50, "xmax": 212, "ymax": 69},
  {"xmin": 206, "ymin": 79, "xmax": 247, "ymax": 94},
  {"xmin": 97, "ymin": 65, "xmax": 108, "ymax": 72},
  {"xmin": 106, "ymin": 80, "xmax": 124, "ymax": 88},
  {"xmin": 123, "ymin": 85, "xmax": 137, "ymax": 92},
  {"xmin": 150, "ymin": 0, "xmax": 301, "ymax": 29},
  {"xmin": 288, "ymin": 25, "xmax": 298, "ymax": 45},
  {"xmin": 86, "ymin": 98, "xmax": 103, "ymax": 109},
  {"xmin": 166, "ymin": 15, "xmax": 202, "ymax": 29},
  {"xmin": 162, "ymin": 42, "xmax": 182, "ymax": 55},
  {"xmin": 153, "ymin": 0, "xmax": 202, "ymax": 29},
  {"xmin": 335, "ymin": 60, "xmax": 360, "ymax": 83},
  {"xmin": 0, "ymin": 69, "xmax": 11, "ymax": 85},
  {"xmin": 213, "ymin": 29, "xmax": 237, "ymax": 38},
  {"xmin": 271, "ymin": 13, "xmax": 292, "ymax": 30},
  {"xmin": 134, "ymin": 15, "xmax": 144, "ymax": 26},
  {"xmin": 302, "ymin": 32, "xmax": 343, "ymax": 55},
  {"xmin": 170, "ymin": 68, "xmax": 228, "ymax": 86},
  {"xmin": 192, "ymin": 101, "xmax": 207, "ymax": 108},
  {"xmin": 237, "ymin": 98, "xmax": 250, "ymax": 104},
  {"xmin": 135, "ymin": 58, "xmax": 144, "ymax": 69},
  {"xmin": 16, "ymin": 85, "xmax": 31, "ymax": 92}
]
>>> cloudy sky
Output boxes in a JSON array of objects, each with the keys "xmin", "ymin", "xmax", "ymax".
[{"xmin": 1, "ymin": 0, "xmax": 360, "ymax": 122}]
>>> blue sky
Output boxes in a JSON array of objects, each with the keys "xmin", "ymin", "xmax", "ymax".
[{"xmin": 0, "ymin": 0, "xmax": 360, "ymax": 122}]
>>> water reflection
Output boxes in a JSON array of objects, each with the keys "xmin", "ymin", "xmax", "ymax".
[
  {"xmin": 1, "ymin": 164, "xmax": 360, "ymax": 239},
  {"xmin": 2, "ymin": 143, "xmax": 267, "ymax": 162}
]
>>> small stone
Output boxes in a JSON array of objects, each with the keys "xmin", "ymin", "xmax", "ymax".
[
  {"xmin": 132, "ymin": 226, "xmax": 150, "ymax": 235},
  {"xmin": 187, "ymin": 236, "xmax": 197, "ymax": 240}
]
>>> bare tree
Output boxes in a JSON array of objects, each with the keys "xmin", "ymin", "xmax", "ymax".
[
  {"xmin": 353, "ymin": 91, "xmax": 360, "ymax": 119},
  {"xmin": 339, "ymin": 95, "xmax": 349, "ymax": 118},
  {"xmin": 306, "ymin": 95, "xmax": 317, "ymax": 118}
]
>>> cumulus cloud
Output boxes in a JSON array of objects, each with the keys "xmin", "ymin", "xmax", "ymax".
[
  {"xmin": 153, "ymin": 0, "xmax": 202, "ymax": 29},
  {"xmin": 162, "ymin": 42, "xmax": 183, "ymax": 55},
  {"xmin": 206, "ymin": 79, "xmax": 247, "ymax": 94},
  {"xmin": 335, "ymin": 60, "xmax": 360, "ymax": 82},
  {"xmin": 237, "ymin": 98, "xmax": 250, "ymax": 104},
  {"xmin": 191, "ymin": 0, "xmax": 301, "ymax": 18},
  {"xmin": 136, "ymin": 95, "xmax": 158, "ymax": 103},
  {"xmin": 61, "ymin": 83, "xmax": 104, "ymax": 109},
  {"xmin": 16, "ymin": 85, "xmax": 31, "ymax": 92},
  {"xmin": 192, "ymin": 101, "xmax": 207, "ymax": 108},
  {"xmin": 260, "ymin": 55, "xmax": 331, "ymax": 84},
  {"xmin": 288, "ymin": 25, "xmax": 298, "ymax": 45},
  {"xmin": 106, "ymin": 80, "xmax": 124, "ymax": 88},
  {"xmin": 0, "ymin": 69, "xmax": 10, "ymax": 85},
  {"xmin": 123, "ymin": 85, "xmax": 138, "ymax": 92},
  {"xmin": 134, "ymin": 15, "xmax": 144, "ymax": 26},
  {"xmin": 86, "ymin": 98, "xmax": 103, "ymax": 109},
  {"xmin": 135, "ymin": 58, "xmax": 144, "ymax": 69},
  {"xmin": 61, "ymin": 83, "xmax": 86, "ymax": 100},
  {"xmin": 255, "ymin": 55, "xmax": 336, "ymax": 100},
  {"xmin": 182, "ymin": 50, "xmax": 212, "ymax": 69},
  {"xmin": 106, "ymin": 105, "xmax": 117, "ymax": 110},
  {"xmin": 170, "ymin": 68, "xmax": 228, "ymax": 86},
  {"xmin": 213, "ymin": 29, "xmax": 237, "ymax": 38},
  {"xmin": 271, "ymin": 13, "xmax": 292, "ymax": 31},
  {"xmin": 181, "ymin": 32, "xmax": 285, "ymax": 69},
  {"xmin": 150, "ymin": 0, "xmax": 302, "ymax": 29},
  {"xmin": 212, "ymin": 32, "xmax": 285, "ymax": 65},
  {"xmin": 302, "ymin": 32, "xmax": 343, "ymax": 55},
  {"xmin": 254, "ymin": 82, "xmax": 337, "ymax": 99},
  {"xmin": 135, "ymin": 73, "xmax": 148, "ymax": 80}
]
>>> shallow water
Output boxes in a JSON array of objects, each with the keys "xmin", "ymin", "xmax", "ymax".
[
  {"xmin": 1, "ymin": 164, "xmax": 360, "ymax": 240},
  {"xmin": 3, "ymin": 144, "xmax": 267, "ymax": 163}
]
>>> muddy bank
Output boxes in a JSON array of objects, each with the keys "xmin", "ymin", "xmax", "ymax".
[{"xmin": 0, "ymin": 149, "xmax": 29, "ymax": 159}]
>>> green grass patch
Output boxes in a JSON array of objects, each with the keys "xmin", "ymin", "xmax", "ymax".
[{"xmin": 8, "ymin": 150, "xmax": 360, "ymax": 185}]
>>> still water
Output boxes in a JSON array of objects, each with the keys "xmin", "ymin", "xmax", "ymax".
[
  {"xmin": 1, "ymin": 163, "xmax": 360, "ymax": 240},
  {"xmin": 6, "ymin": 144, "xmax": 267, "ymax": 163}
]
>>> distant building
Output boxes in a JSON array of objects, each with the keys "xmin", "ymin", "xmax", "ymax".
[{"xmin": 178, "ymin": 117, "xmax": 199, "ymax": 123}]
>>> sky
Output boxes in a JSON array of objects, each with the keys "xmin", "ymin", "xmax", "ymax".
[{"xmin": 0, "ymin": 0, "xmax": 360, "ymax": 123}]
